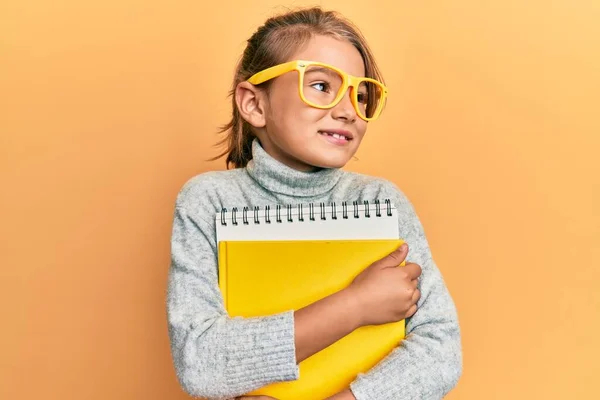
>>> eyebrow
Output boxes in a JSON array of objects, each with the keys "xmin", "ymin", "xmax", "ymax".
[{"xmin": 304, "ymin": 67, "xmax": 340, "ymax": 77}]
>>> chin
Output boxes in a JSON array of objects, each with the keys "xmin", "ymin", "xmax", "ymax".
[{"xmin": 308, "ymin": 156, "xmax": 350, "ymax": 169}]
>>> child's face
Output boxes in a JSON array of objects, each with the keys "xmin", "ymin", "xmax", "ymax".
[{"xmin": 257, "ymin": 35, "xmax": 369, "ymax": 172}]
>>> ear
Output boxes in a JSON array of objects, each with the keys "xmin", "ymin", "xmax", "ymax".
[{"xmin": 235, "ymin": 81, "xmax": 267, "ymax": 128}]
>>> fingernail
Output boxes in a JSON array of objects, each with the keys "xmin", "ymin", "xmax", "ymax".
[{"xmin": 400, "ymin": 243, "xmax": 407, "ymax": 251}]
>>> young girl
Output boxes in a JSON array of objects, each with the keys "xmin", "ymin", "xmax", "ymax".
[{"xmin": 167, "ymin": 7, "xmax": 461, "ymax": 400}]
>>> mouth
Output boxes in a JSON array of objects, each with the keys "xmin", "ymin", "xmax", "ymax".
[{"xmin": 318, "ymin": 130, "xmax": 353, "ymax": 142}]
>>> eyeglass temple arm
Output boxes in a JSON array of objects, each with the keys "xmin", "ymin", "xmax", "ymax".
[{"xmin": 247, "ymin": 61, "xmax": 299, "ymax": 85}]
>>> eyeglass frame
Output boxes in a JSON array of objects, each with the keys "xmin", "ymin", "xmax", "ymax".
[{"xmin": 246, "ymin": 60, "xmax": 388, "ymax": 122}]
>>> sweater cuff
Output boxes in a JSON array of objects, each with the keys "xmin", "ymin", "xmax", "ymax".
[
  {"xmin": 350, "ymin": 375, "xmax": 384, "ymax": 400},
  {"xmin": 225, "ymin": 311, "xmax": 299, "ymax": 393},
  {"xmin": 349, "ymin": 356, "xmax": 403, "ymax": 400}
]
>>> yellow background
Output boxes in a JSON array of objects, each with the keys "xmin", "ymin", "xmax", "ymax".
[{"xmin": 1, "ymin": 0, "xmax": 599, "ymax": 399}]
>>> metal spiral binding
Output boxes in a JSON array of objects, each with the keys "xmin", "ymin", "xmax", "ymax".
[
  {"xmin": 242, "ymin": 207, "xmax": 249, "ymax": 225},
  {"xmin": 219, "ymin": 199, "xmax": 393, "ymax": 226},
  {"xmin": 353, "ymin": 201, "xmax": 360, "ymax": 218},
  {"xmin": 253, "ymin": 206, "xmax": 260, "ymax": 224},
  {"xmin": 220, "ymin": 208, "xmax": 227, "ymax": 226}
]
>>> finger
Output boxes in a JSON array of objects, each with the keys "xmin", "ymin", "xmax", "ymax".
[
  {"xmin": 404, "ymin": 262, "xmax": 422, "ymax": 279},
  {"xmin": 411, "ymin": 288, "xmax": 421, "ymax": 304},
  {"xmin": 406, "ymin": 303, "xmax": 418, "ymax": 318},
  {"xmin": 378, "ymin": 243, "xmax": 409, "ymax": 268}
]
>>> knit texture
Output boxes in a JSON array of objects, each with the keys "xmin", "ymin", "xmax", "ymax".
[{"xmin": 166, "ymin": 139, "xmax": 462, "ymax": 399}]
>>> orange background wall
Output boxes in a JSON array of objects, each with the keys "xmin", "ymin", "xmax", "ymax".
[{"xmin": 1, "ymin": 0, "xmax": 599, "ymax": 399}]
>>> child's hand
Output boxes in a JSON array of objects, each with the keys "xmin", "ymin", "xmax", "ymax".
[{"xmin": 347, "ymin": 243, "xmax": 421, "ymax": 326}]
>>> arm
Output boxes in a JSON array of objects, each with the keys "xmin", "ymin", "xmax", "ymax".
[
  {"xmin": 348, "ymin": 185, "xmax": 463, "ymax": 400},
  {"xmin": 294, "ymin": 288, "xmax": 362, "ymax": 363},
  {"xmin": 326, "ymin": 389, "xmax": 357, "ymax": 400},
  {"xmin": 167, "ymin": 181, "xmax": 366, "ymax": 399},
  {"xmin": 167, "ymin": 197, "xmax": 298, "ymax": 399}
]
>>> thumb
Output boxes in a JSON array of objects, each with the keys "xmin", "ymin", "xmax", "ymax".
[{"xmin": 378, "ymin": 243, "xmax": 408, "ymax": 268}]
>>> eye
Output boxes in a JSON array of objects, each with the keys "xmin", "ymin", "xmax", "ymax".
[
  {"xmin": 357, "ymin": 91, "xmax": 369, "ymax": 104},
  {"xmin": 311, "ymin": 82, "xmax": 330, "ymax": 92}
]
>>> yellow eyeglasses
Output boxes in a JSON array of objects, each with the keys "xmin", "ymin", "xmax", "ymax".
[{"xmin": 247, "ymin": 60, "xmax": 388, "ymax": 121}]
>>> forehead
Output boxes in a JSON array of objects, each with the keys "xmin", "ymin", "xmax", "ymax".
[{"xmin": 289, "ymin": 35, "xmax": 366, "ymax": 77}]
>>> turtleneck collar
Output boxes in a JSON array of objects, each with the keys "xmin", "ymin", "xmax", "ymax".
[{"xmin": 245, "ymin": 139, "xmax": 343, "ymax": 197}]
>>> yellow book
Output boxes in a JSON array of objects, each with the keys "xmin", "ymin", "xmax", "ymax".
[{"xmin": 218, "ymin": 238, "xmax": 406, "ymax": 399}]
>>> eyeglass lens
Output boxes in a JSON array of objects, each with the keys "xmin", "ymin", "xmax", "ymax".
[{"xmin": 301, "ymin": 65, "xmax": 382, "ymax": 119}]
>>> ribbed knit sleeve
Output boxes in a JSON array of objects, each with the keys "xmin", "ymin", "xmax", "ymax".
[
  {"xmin": 166, "ymin": 181, "xmax": 299, "ymax": 399},
  {"xmin": 349, "ymin": 182, "xmax": 462, "ymax": 399}
]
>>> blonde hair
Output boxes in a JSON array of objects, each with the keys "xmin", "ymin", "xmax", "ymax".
[{"xmin": 214, "ymin": 6, "xmax": 384, "ymax": 168}]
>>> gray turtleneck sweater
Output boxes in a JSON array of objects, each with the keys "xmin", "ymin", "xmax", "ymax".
[{"xmin": 166, "ymin": 140, "xmax": 462, "ymax": 400}]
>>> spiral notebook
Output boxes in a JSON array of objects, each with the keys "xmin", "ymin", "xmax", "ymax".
[{"xmin": 215, "ymin": 200, "xmax": 406, "ymax": 399}]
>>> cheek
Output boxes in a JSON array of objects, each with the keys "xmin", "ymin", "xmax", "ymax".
[
  {"xmin": 353, "ymin": 122, "xmax": 369, "ymax": 142},
  {"xmin": 267, "ymin": 87, "xmax": 302, "ymax": 120},
  {"xmin": 357, "ymin": 121, "xmax": 368, "ymax": 135},
  {"xmin": 303, "ymin": 107, "xmax": 331, "ymax": 123},
  {"xmin": 270, "ymin": 96, "xmax": 327, "ymax": 127}
]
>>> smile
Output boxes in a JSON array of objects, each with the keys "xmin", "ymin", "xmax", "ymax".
[{"xmin": 319, "ymin": 131, "xmax": 353, "ymax": 141}]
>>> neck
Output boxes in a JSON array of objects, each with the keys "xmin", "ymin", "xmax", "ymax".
[{"xmin": 245, "ymin": 139, "xmax": 343, "ymax": 197}]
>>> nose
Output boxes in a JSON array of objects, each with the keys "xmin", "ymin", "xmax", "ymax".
[{"xmin": 331, "ymin": 88, "xmax": 357, "ymax": 122}]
